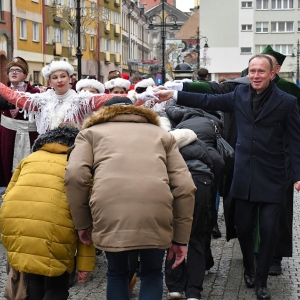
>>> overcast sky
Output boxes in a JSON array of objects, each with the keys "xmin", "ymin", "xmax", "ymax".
[{"xmin": 176, "ymin": 0, "xmax": 195, "ymax": 12}]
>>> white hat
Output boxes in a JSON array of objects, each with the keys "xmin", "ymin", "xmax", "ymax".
[
  {"xmin": 104, "ymin": 78, "xmax": 131, "ymax": 91},
  {"xmin": 42, "ymin": 61, "xmax": 74, "ymax": 80},
  {"xmin": 169, "ymin": 129, "xmax": 197, "ymax": 149},
  {"xmin": 135, "ymin": 78, "xmax": 155, "ymax": 89},
  {"xmin": 76, "ymin": 79, "xmax": 105, "ymax": 93}
]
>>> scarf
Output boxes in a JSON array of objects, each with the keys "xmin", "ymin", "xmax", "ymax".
[{"xmin": 251, "ymin": 81, "xmax": 274, "ymax": 119}]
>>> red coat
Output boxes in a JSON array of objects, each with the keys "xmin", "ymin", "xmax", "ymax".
[{"xmin": 0, "ymin": 82, "xmax": 40, "ymax": 186}]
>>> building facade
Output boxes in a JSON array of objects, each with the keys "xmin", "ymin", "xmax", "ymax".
[{"xmin": 200, "ymin": 0, "xmax": 300, "ymax": 82}]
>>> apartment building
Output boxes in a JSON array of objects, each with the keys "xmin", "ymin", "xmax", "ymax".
[
  {"xmin": 0, "ymin": 0, "xmax": 13, "ymax": 83},
  {"xmin": 122, "ymin": 0, "xmax": 151, "ymax": 76},
  {"xmin": 200, "ymin": 0, "xmax": 300, "ymax": 82}
]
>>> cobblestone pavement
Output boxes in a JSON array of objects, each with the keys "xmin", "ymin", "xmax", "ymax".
[{"xmin": 1, "ymin": 192, "xmax": 300, "ymax": 299}]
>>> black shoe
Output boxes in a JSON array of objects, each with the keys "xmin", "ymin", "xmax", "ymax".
[
  {"xmin": 244, "ymin": 273, "xmax": 255, "ymax": 288},
  {"xmin": 255, "ymin": 286, "xmax": 271, "ymax": 299},
  {"xmin": 268, "ymin": 259, "xmax": 282, "ymax": 276},
  {"xmin": 212, "ymin": 224, "xmax": 221, "ymax": 238}
]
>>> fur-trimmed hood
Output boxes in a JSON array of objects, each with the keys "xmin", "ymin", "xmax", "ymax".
[
  {"xmin": 83, "ymin": 105, "xmax": 160, "ymax": 129},
  {"xmin": 32, "ymin": 125, "xmax": 79, "ymax": 152}
]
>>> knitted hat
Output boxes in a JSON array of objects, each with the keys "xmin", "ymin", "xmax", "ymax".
[
  {"xmin": 261, "ymin": 45, "xmax": 286, "ymax": 66},
  {"xmin": 76, "ymin": 79, "xmax": 105, "ymax": 93},
  {"xmin": 6, "ymin": 57, "xmax": 29, "ymax": 75},
  {"xmin": 135, "ymin": 78, "xmax": 155, "ymax": 89},
  {"xmin": 108, "ymin": 70, "xmax": 121, "ymax": 80},
  {"xmin": 103, "ymin": 96, "xmax": 133, "ymax": 106},
  {"xmin": 104, "ymin": 78, "xmax": 131, "ymax": 91},
  {"xmin": 42, "ymin": 61, "xmax": 74, "ymax": 80}
]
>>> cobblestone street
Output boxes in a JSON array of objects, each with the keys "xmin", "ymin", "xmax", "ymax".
[{"xmin": 1, "ymin": 193, "xmax": 300, "ymax": 299}]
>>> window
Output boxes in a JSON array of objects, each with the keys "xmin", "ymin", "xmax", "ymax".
[
  {"xmin": 54, "ymin": 27, "xmax": 63, "ymax": 43},
  {"xmin": 32, "ymin": 22, "xmax": 39, "ymax": 42},
  {"xmin": 53, "ymin": 0, "xmax": 62, "ymax": 4},
  {"xmin": 90, "ymin": 2, "xmax": 95, "ymax": 19},
  {"xmin": 90, "ymin": 36, "xmax": 94, "ymax": 50},
  {"xmin": 115, "ymin": 40, "xmax": 121, "ymax": 53},
  {"xmin": 271, "ymin": 21, "xmax": 293, "ymax": 32},
  {"xmin": 241, "ymin": 47, "xmax": 252, "ymax": 53},
  {"xmin": 256, "ymin": 0, "xmax": 268, "ymax": 9},
  {"xmin": 298, "ymin": 21, "xmax": 300, "ymax": 31},
  {"xmin": 81, "ymin": 34, "xmax": 86, "ymax": 50},
  {"xmin": 20, "ymin": 19, "xmax": 27, "ymax": 39},
  {"xmin": 256, "ymin": 22, "xmax": 268, "ymax": 32},
  {"xmin": 68, "ymin": 0, "xmax": 75, "ymax": 8},
  {"xmin": 81, "ymin": 0, "xmax": 86, "ymax": 16},
  {"xmin": 274, "ymin": 44, "xmax": 293, "ymax": 55},
  {"xmin": 0, "ymin": 0, "xmax": 3, "ymax": 20},
  {"xmin": 44, "ymin": 0, "xmax": 50, "ymax": 4},
  {"xmin": 33, "ymin": 71, "xmax": 40, "ymax": 84},
  {"xmin": 45, "ymin": 26, "xmax": 50, "ymax": 44},
  {"xmin": 241, "ymin": 24, "xmax": 253, "ymax": 31},
  {"xmin": 255, "ymin": 45, "xmax": 268, "ymax": 53},
  {"xmin": 113, "ymin": 12, "xmax": 120, "ymax": 24},
  {"xmin": 100, "ymin": 38, "xmax": 111, "ymax": 51},
  {"xmin": 242, "ymin": 1, "xmax": 253, "ymax": 7},
  {"xmin": 299, "ymin": 0, "xmax": 300, "ymax": 8},
  {"xmin": 271, "ymin": 0, "xmax": 293, "ymax": 9},
  {"xmin": 103, "ymin": 8, "xmax": 110, "ymax": 22}
]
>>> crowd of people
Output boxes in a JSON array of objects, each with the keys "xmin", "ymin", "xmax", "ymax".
[{"xmin": 0, "ymin": 44, "xmax": 300, "ymax": 300}]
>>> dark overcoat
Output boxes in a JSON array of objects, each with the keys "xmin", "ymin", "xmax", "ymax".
[{"xmin": 177, "ymin": 83, "xmax": 300, "ymax": 204}]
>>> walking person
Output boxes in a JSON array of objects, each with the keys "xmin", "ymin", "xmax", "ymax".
[
  {"xmin": 0, "ymin": 123, "xmax": 96, "ymax": 300},
  {"xmin": 155, "ymin": 54, "xmax": 300, "ymax": 300},
  {"xmin": 64, "ymin": 96, "xmax": 196, "ymax": 300}
]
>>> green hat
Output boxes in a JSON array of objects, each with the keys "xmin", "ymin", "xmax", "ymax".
[{"xmin": 261, "ymin": 45, "xmax": 286, "ymax": 66}]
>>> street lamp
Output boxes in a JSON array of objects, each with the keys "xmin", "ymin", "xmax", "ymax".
[
  {"xmin": 76, "ymin": 0, "xmax": 83, "ymax": 79},
  {"xmin": 188, "ymin": 26, "xmax": 209, "ymax": 71},
  {"xmin": 147, "ymin": 0, "xmax": 180, "ymax": 84},
  {"xmin": 292, "ymin": 39, "xmax": 300, "ymax": 86}
]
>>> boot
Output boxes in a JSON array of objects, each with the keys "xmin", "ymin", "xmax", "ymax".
[{"xmin": 212, "ymin": 223, "xmax": 221, "ymax": 238}]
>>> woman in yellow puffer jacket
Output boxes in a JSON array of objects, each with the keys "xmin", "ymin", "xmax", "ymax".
[{"xmin": 0, "ymin": 123, "xmax": 95, "ymax": 300}]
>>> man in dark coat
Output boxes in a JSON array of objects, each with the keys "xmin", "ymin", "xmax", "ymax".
[{"xmin": 156, "ymin": 55, "xmax": 300, "ymax": 300}]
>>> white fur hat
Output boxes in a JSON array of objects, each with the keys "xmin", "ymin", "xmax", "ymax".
[
  {"xmin": 104, "ymin": 78, "xmax": 131, "ymax": 91},
  {"xmin": 42, "ymin": 61, "xmax": 74, "ymax": 80},
  {"xmin": 135, "ymin": 78, "xmax": 155, "ymax": 89},
  {"xmin": 76, "ymin": 79, "xmax": 105, "ymax": 93},
  {"xmin": 169, "ymin": 128, "xmax": 197, "ymax": 149}
]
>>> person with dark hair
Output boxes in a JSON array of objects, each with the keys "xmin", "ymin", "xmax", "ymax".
[
  {"xmin": 155, "ymin": 54, "xmax": 300, "ymax": 300},
  {"xmin": 197, "ymin": 68, "xmax": 209, "ymax": 82},
  {"xmin": 65, "ymin": 97, "xmax": 196, "ymax": 300},
  {"xmin": 0, "ymin": 123, "xmax": 96, "ymax": 300}
]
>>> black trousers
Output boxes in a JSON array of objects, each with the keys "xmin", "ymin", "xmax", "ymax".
[
  {"xmin": 234, "ymin": 199, "xmax": 282, "ymax": 287},
  {"xmin": 27, "ymin": 271, "xmax": 70, "ymax": 300},
  {"xmin": 165, "ymin": 177, "xmax": 211, "ymax": 298}
]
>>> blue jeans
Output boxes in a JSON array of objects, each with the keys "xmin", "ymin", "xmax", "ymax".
[{"xmin": 105, "ymin": 248, "xmax": 165, "ymax": 300}]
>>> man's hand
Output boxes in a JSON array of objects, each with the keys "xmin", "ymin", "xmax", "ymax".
[
  {"xmin": 167, "ymin": 244, "xmax": 187, "ymax": 269},
  {"xmin": 154, "ymin": 90, "xmax": 175, "ymax": 102},
  {"xmin": 295, "ymin": 181, "xmax": 300, "ymax": 192},
  {"xmin": 78, "ymin": 227, "xmax": 92, "ymax": 245}
]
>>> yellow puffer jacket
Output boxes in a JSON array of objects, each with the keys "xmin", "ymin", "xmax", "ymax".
[{"xmin": 0, "ymin": 143, "xmax": 95, "ymax": 277}]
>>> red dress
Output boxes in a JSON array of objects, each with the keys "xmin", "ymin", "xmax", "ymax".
[{"xmin": 0, "ymin": 82, "xmax": 40, "ymax": 186}]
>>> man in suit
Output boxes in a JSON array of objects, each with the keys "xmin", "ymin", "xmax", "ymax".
[{"xmin": 155, "ymin": 55, "xmax": 300, "ymax": 300}]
